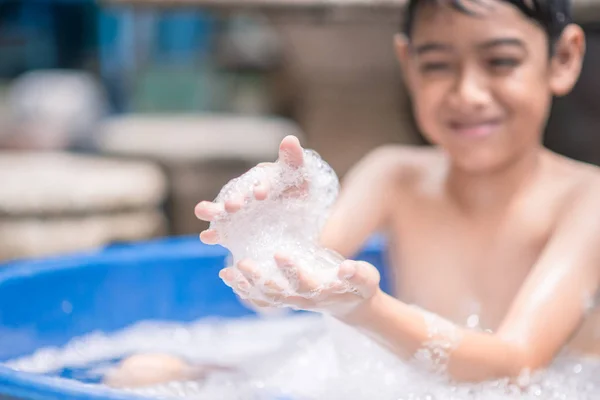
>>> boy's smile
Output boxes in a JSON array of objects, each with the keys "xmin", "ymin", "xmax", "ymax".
[{"xmin": 447, "ymin": 117, "xmax": 504, "ymax": 139}]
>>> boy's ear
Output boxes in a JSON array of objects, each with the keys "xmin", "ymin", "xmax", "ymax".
[
  {"xmin": 394, "ymin": 34, "xmax": 413, "ymax": 91},
  {"xmin": 394, "ymin": 33, "xmax": 410, "ymax": 65},
  {"xmin": 549, "ymin": 24, "xmax": 586, "ymax": 97}
]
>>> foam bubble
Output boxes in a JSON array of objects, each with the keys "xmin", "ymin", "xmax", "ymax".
[
  {"xmin": 209, "ymin": 149, "xmax": 346, "ymax": 301},
  {"xmin": 6, "ymin": 315, "xmax": 599, "ymax": 400},
  {"xmin": 413, "ymin": 307, "xmax": 462, "ymax": 374}
]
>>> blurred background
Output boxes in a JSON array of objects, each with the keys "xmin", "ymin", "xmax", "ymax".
[{"xmin": 0, "ymin": 0, "xmax": 599, "ymax": 261}]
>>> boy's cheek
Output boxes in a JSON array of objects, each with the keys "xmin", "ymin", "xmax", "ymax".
[
  {"xmin": 499, "ymin": 87, "xmax": 551, "ymax": 138},
  {"xmin": 412, "ymin": 102, "xmax": 443, "ymax": 144}
]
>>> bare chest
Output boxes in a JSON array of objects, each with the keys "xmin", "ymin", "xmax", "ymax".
[{"xmin": 388, "ymin": 199, "xmax": 555, "ymax": 330}]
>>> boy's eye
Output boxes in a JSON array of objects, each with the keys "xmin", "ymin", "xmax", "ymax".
[
  {"xmin": 420, "ymin": 62, "xmax": 452, "ymax": 73},
  {"xmin": 488, "ymin": 58, "xmax": 520, "ymax": 69}
]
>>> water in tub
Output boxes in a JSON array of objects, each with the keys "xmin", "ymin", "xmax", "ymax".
[{"xmin": 5, "ymin": 149, "xmax": 600, "ymax": 399}]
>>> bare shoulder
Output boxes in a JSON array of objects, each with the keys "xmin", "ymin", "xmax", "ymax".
[
  {"xmin": 345, "ymin": 144, "xmax": 443, "ymax": 186},
  {"xmin": 548, "ymin": 151, "xmax": 600, "ymax": 223},
  {"xmin": 552, "ymin": 152, "xmax": 600, "ymax": 194},
  {"xmin": 539, "ymin": 154, "xmax": 600, "ymax": 287}
]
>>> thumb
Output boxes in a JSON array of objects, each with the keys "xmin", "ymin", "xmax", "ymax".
[
  {"xmin": 279, "ymin": 135, "xmax": 304, "ymax": 169},
  {"xmin": 338, "ymin": 260, "xmax": 381, "ymax": 299}
]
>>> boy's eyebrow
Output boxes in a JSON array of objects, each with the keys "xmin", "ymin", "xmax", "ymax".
[
  {"xmin": 412, "ymin": 38, "xmax": 526, "ymax": 55},
  {"xmin": 412, "ymin": 42, "xmax": 453, "ymax": 55},
  {"xmin": 478, "ymin": 37, "xmax": 526, "ymax": 50}
]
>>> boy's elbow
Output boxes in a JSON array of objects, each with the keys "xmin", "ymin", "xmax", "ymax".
[
  {"xmin": 515, "ymin": 347, "xmax": 554, "ymax": 376},
  {"xmin": 447, "ymin": 342, "xmax": 552, "ymax": 383}
]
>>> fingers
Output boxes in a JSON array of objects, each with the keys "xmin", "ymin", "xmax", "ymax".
[
  {"xmin": 235, "ymin": 259, "xmax": 302, "ymax": 308},
  {"xmin": 274, "ymin": 253, "xmax": 320, "ymax": 298},
  {"xmin": 224, "ymin": 256, "xmax": 376, "ymax": 313},
  {"xmin": 253, "ymin": 180, "xmax": 270, "ymax": 201},
  {"xmin": 199, "ymin": 229, "xmax": 219, "ymax": 245},
  {"xmin": 224, "ymin": 198, "xmax": 244, "ymax": 214},
  {"xmin": 338, "ymin": 261, "xmax": 356, "ymax": 280},
  {"xmin": 219, "ymin": 267, "xmax": 251, "ymax": 298},
  {"xmin": 195, "ymin": 201, "xmax": 224, "ymax": 221},
  {"xmin": 237, "ymin": 259, "xmax": 261, "ymax": 286},
  {"xmin": 236, "ymin": 259, "xmax": 287, "ymax": 294},
  {"xmin": 252, "ymin": 163, "xmax": 274, "ymax": 201},
  {"xmin": 222, "ymin": 256, "xmax": 379, "ymax": 315},
  {"xmin": 338, "ymin": 260, "xmax": 380, "ymax": 298},
  {"xmin": 197, "ymin": 175, "xmax": 270, "ymax": 223},
  {"xmin": 219, "ymin": 267, "xmax": 235, "ymax": 283},
  {"xmin": 279, "ymin": 135, "xmax": 304, "ymax": 169},
  {"xmin": 196, "ymin": 140, "xmax": 295, "ymax": 231},
  {"xmin": 226, "ymin": 178, "xmax": 271, "ymax": 209}
]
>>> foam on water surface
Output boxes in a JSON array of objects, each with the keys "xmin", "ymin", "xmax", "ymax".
[{"xmin": 4, "ymin": 314, "xmax": 599, "ymax": 400}]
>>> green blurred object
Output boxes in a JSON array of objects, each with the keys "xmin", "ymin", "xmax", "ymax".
[
  {"xmin": 130, "ymin": 62, "xmax": 272, "ymax": 114},
  {"xmin": 130, "ymin": 63, "xmax": 230, "ymax": 113},
  {"xmin": 0, "ymin": 80, "xmax": 9, "ymax": 135}
]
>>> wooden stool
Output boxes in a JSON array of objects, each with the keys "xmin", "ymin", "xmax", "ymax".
[{"xmin": 0, "ymin": 153, "xmax": 167, "ymax": 261}]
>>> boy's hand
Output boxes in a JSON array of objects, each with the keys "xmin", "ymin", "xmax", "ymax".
[
  {"xmin": 218, "ymin": 255, "xmax": 382, "ymax": 318},
  {"xmin": 195, "ymin": 135, "xmax": 306, "ymax": 245}
]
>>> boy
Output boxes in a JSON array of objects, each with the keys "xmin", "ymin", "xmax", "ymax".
[
  {"xmin": 196, "ymin": 0, "xmax": 600, "ymax": 383},
  {"xmin": 110, "ymin": 0, "xmax": 599, "ymax": 388}
]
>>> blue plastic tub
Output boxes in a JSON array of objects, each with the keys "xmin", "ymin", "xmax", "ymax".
[{"xmin": 0, "ymin": 235, "xmax": 390, "ymax": 400}]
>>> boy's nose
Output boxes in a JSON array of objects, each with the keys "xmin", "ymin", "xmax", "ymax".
[{"xmin": 448, "ymin": 69, "xmax": 491, "ymax": 111}]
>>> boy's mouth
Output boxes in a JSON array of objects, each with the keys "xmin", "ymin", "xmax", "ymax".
[{"xmin": 448, "ymin": 119, "xmax": 502, "ymax": 138}]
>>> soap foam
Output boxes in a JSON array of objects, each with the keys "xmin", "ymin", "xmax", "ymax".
[
  {"xmin": 413, "ymin": 307, "xmax": 463, "ymax": 374},
  {"xmin": 209, "ymin": 149, "xmax": 347, "ymax": 302},
  {"xmin": 5, "ymin": 314, "xmax": 599, "ymax": 400}
]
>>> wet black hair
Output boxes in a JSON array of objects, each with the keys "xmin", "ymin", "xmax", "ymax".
[{"xmin": 402, "ymin": 0, "xmax": 572, "ymax": 53}]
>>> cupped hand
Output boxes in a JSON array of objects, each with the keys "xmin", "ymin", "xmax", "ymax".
[{"xmin": 219, "ymin": 255, "xmax": 381, "ymax": 318}]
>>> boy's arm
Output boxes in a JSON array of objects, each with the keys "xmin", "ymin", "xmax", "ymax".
[
  {"xmin": 340, "ymin": 183, "xmax": 600, "ymax": 382},
  {"xmin": 320, "ymin": 146, "xmax": 402, "ymax": 257}
]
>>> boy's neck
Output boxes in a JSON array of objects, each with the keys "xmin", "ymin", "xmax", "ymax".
[{"xmin": 446, "ymin": 147, "xmax": 545, "ymax": 215}]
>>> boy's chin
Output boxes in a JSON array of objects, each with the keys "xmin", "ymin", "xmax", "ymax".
[{"xmin": 448, "ymin": 150, "xmax": 513, "ymax": 175}]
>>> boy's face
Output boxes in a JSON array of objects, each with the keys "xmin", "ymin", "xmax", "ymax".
[{"xmin": 398, "ymin": 0, "xmax": 584, "ymax": 173}]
